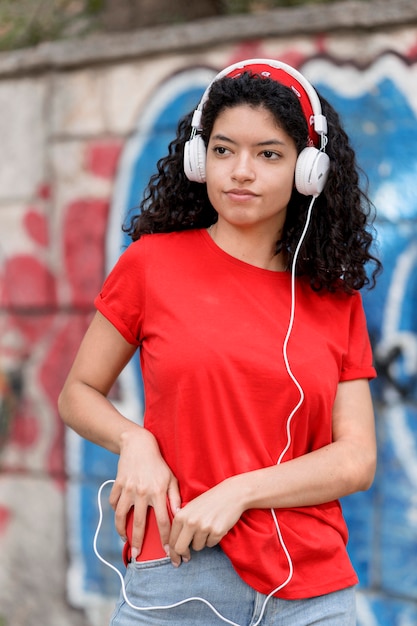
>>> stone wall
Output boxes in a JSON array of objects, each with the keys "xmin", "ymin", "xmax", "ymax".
[{"xmin": 0, "ymin": 1, "xmax": 416, "ymax": 624}]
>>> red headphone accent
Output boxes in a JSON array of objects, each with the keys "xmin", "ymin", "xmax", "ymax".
[{"xmin": 225, "ymin": 63, "xmax": 318, "ymax": 147}]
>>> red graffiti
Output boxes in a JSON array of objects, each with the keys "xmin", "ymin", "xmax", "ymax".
[
  {"xmin": 9, "ymin": 406, "xmax": 39, "ymax": 449},
  {"xmin": 63, "ymin": 198, "xmax": 109, "ymax": 306},
  {"xmin": 0, "ymin": 145, "xmax": 113, "ymax": 479},
  {"xmin": 406, "ymin": 35, "xmax": 417, "ymax": 59},
  {"xmin": 23, "ymin": 209, "xmax": 49, "ymax": 248},
  {"xmin": 36, "ymin": 182, "xmax": 51, "ymax": 200},
  {"xmin": 226, "ymin": 41, "xmax": 321, "ymax": 72},
  {"xmin": 85, "ymin": 141, "xmax": 123, "ymax": 179},
  {"xmin": 0, "ymin": 506, "xmax": 11, "ymax": 536},
  {"xmin": 228, "ymin": 41, "xmax": 269, "ymax": 65},
  {"xmin": 2, "ymin": 256, "xmax": 56, "ymax": 309}
]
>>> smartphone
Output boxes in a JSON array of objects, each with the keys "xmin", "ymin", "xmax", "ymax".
[{"xmin": 123, "ymin": 502, "xmax": 174, "ymax": 564}]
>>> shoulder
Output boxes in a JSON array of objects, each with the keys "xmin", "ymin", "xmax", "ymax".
[
  {"xmin": 131, "ymin": 229, "xmax": 201, "ymax": 250},
  {"xmin": 298, "ymin": 278, "xmax": 365, "ymax": 320},
  {"xmin": 125, "ymin": 229, "xmax": 203, "ymax": 261}
]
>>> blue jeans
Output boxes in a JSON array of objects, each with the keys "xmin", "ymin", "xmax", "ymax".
[{"xmin": 109, "ymin": 545, "xmax": 356, "ymax": 626}]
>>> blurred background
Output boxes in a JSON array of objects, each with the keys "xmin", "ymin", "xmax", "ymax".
[{"xmin": 0, "ymin": 0, "xmax": 416, "ymax": 624}]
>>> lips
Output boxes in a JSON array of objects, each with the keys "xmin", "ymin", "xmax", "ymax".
[{"xmin": 226, "ymin": 188, "xmax": 258, "ymax": 201}]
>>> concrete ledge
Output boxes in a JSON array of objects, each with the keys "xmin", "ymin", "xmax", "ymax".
[{"xmin": 0, "ymin": 0, "xmax": 416, "ymax": 77}]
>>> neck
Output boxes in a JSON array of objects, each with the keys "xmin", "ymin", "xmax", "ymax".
[{"xmin": 208, "ymin": 223, "xmax": 287, "ymax": 272}]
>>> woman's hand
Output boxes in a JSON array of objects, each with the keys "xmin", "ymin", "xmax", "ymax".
[
  {"xmin": 168, "ymin": 477, "xmax": 244, "ymax": 567},
  {"xmin": 109, "ymin": 427, "xmax": 181, "ymax": 559},
  {"xmin": 58, "ymin": 312, "xmax": 182, "ymax": 557},
  {"xmin": 168, "ymin": 378, "xmax": 376, "ymax": 567}
]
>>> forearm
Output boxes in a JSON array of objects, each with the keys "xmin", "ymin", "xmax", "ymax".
[
  {"xmin": 58, "ymin": 379, "xmax": 149, "ymax": 455},
  {"xmin": 230, "ymin": 439, "xmax": 376, "ymax": 512},
  {"xmin": 58, "ymin": 312, "xmax": 155, "ymax": 454},
  {"xmin": 232, "ymin": 379, "xmax": 377, "ymax": 512},
  {"xmin": 168, "ymin": 438, "xmax": 375, "ymax": 564}
]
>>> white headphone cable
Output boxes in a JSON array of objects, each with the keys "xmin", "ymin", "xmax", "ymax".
[
  {"xmin": 93, "ymin": 195, "xmax": 316, "ymax": 624},
  {"xmin": 94, "ymin": 479, "xmax": 242, "ymax": 625},
  {"xmin": 249, "ymin": 194, "xmax": 316, "ymax": 624}
]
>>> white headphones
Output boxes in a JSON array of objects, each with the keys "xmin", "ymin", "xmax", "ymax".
[{"xmin": 183, "ymin": 59, "xmax": 330, "ymax": 197}]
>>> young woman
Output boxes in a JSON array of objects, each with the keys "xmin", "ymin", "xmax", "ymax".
[{"xmin": 59, "ymin": 59, "xmax": 381, "ymax": 625}]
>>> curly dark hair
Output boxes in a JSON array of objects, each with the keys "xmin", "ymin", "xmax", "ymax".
[{"xmin": 124, "ymin": 70, "xmax": 381, "ymax": 293}]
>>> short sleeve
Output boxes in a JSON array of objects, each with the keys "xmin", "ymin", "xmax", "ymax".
[
  {"xmin": 340, "ymin": 291, "xmax": 376, "ymax": 382},
  {"xmin": 94, "ymin": 239, "xmax": 146, "ymax": 346}
]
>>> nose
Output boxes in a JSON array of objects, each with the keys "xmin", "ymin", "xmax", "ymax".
[{"xmin": 231, "ymin": 152, "xmax": 255, "ymax": 182}]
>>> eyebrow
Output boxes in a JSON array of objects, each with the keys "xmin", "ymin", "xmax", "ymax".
[{"xmin": 211, "ymin": 133, "xmax": 286, "ymax": 147}]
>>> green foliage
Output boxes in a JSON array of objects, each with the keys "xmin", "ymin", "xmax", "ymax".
[
  {"xmin": 0, "ymin": 0, "xmax": 358, "ymax": 52},
  {"xmin": 224, "ymin": 0, "xmax": 358, "ymax": 12},
  {"xmin": 0, "ymin": 0, "xmax": 104, "ymax": 52},
  {"xmin": 86, "ymin": 0, "xmax": 105, "ymax": 13}
]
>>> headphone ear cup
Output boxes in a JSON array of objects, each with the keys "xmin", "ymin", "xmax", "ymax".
[
  {"xmin": 184, "ymin": 135, "xmax": 207, "ymax": 183},
  {"xmin": 295, "ymin": 147, "xmax": 330, "ymax": 197}
]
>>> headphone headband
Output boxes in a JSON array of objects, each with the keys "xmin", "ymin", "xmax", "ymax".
[
  {"xmin": 191, "ymin": 58, "xmax": 327, "ymax": 150},
  {"xmin": 184, "ymin": 58, "xmax": 330, "ymax": 196}
]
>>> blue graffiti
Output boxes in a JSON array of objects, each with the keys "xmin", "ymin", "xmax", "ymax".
[{"xmin": 317, "ymin": 76, "xmax": 417, "ymax": 625}]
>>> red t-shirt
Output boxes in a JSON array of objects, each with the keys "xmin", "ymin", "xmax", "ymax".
[{"xmin": 95, "ymin": 229, "xmax": 376, "ymax": 599}]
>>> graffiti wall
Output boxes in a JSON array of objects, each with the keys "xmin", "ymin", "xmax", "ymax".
[{"xmin": 0, "ymin": 6, "xmax": 416, "ymax": 625}]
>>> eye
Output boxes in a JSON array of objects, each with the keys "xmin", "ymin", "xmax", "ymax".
[
  {"xmin": 213, "ymin": 146, "xmax": 230, "ymax": 156},
  {"xmin": 261, "ymin": 150, "xmax": 280, "ymax": 160}
]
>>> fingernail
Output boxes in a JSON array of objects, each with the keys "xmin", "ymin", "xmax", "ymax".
[
  {"xmin": 164, "ymin": 544, "xmax": 170, "ymax": 557},
  {"xmin": 131, "ymin": 547, "xmax": 139, "ymax": 561}
]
